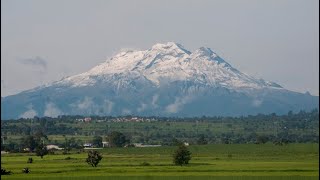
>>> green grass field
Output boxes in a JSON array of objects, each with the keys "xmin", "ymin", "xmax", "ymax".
[{"xmin": 1, "ymin": 143, "xmax": 319, "ymax": 179}]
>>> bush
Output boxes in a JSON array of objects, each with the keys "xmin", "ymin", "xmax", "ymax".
[
  {"xmin": 173, "ymin": 144, "xmax": 192, "ymax": 166},
  {"xmin": 27, "ymin": 157, "xmax": 33, "ymax": 163},
  {"xmin": 63, "ymin": 150, "xmax": 70, "ymax": 155},
  {"xmin": 140, "ymin": 162, "xmax": 150, "ymax": 166},
  {"xmin": 197, "ymin": 134, "xmax": 208, "ymax": 145},
  {"xmin": 22, "ymin": 167, "xmax": 30, "ymax": 174},
  {"xmin": 1, "ymin": 168, "xmax": 12, "ymax": 175},
  {"xmin": 256, "ymin": 135, "xmax": 269, "ymax": 144},
  {"xmin": 48, "ymin": 149, "xmax": 56, "ymax": 155},
  {"xmin": 65, "ymin": 156, "xmax": 75, "ymax": 160},
  {"xmin": 86, "ymin": 150, "xmax": 103, "ymax": 167}
]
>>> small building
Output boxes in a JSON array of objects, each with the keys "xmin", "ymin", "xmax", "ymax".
[
  {"xmin": 133, "ymin": 143, "xmax": 143, "ymax": 147},
  {"xmin": 84, "ymin": 117, "xmax": 92, "ymax": 122},
  {"xmin": 1, "ymin": 151, "xmax": 9, "ymax": 154},
  {"xmin": 102, "ymin": 141, "xmax": 109, "ymax": 148},
  {"xmin": 23, "ymin": 148, "xmax": 31, "ymax": 152},
  {"xmin": 46, "ymin": 145, "xmax": 63, "ymax": 150},
  {"xmin": 133, "ymin": 143, "xmax": 161, "ymax": 147},
  {"xmin": 83, "ymin": 143, "xmax": 93, "ymax": 148}
]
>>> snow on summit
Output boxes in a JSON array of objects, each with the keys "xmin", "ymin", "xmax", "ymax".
[{"xmin": 56, "ymin": 42, "xmax": 282, "ymax": 90}]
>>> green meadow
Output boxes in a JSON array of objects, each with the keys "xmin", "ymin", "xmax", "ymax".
[{"xmin": 1, "ymin": 143, "xmax": 319, "ymax": 180}]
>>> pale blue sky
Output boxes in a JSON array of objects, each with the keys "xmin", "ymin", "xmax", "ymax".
[{"xmin": 1, "ymin": 0, "xmax": 319, "ymax": 96}]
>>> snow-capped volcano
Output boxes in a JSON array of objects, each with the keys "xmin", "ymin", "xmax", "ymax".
[
  {"xmin": 1, "ymin": 42, "xmax": 318, "ymax": 119},
  {"xmin": 55, "ymin": 42, "xmax": 281, "ymax": 89}
]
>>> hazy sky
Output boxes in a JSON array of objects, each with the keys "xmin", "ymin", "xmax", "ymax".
[{"xmin": 1, "ymin": 0, "xmax": 319, "ymax": 97}]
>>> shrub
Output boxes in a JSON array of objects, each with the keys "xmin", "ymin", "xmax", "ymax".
[
  {"xmin": 65, "ymin": 156, "xmax": 72, "ymax": 160},
  {"xmin": 140, "ymin": 162, "xmax": 150, "ymax": 166},
  {"xmin": 62, "ymin": 150, "xmax": 69, "ymax": 155},
  {"xmin": 256, "ymin": 135, "xmax": 269, "ymax": 144},
  {"xmin": 27, "ymin": 157, "xmax": 33, "ymax": 163},
  {"xmin": 22, "ymin": 167, "xmax": 30, "ymax": 174},
  {"xmin": 48, "ymin": 149, "xmax": 55, "ymax": 155},
  {"xmin": 197, "ymin": 134, "xmax": 208, "ymax": 145},
  {"xmin": 173, "ymin": 144, "xmax": 192, "ymax": 166},
  {"xmin": 1, "ymin": 168, "xmax": 12, "ymax": 175},
  {"xmin": 86, "ymin": 150, "xmax": 103, "ymax": 167}
]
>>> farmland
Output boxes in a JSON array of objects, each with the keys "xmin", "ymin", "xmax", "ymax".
[
  {"xmin": 1, "ymin": 143, "xmax": 319, "ymax": 179},
  {"xmin": 1, "ymin": 110, "xmax": 319, "ymax": 179}
]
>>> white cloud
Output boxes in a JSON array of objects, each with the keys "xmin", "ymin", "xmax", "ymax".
[
  {"xmin": 77, "ymin": 97, "xmax": 94, "ymax": 110},
  {"xmin": 122, "ymin": 108, "xmax": 131, "ymax": 115},
  {"xmin": 137, "ymin": 103, "xmax": 147, "ymax": 112},
  {"xmin": 69, "ymin": 97, "xmax": 115, "ymax": 115},
  {"xmin": 151, "ymin": 94, "xmax": 159, "ymax": 107},
  {"xmin": 252, "ymin": 99, "xmax": 263, "ymax": 107},
  {"xmin": 166, "ymin": 102, "xmax": 180, "ymax": 113},
  {"xmin": 165, "ymin": 96, "xmax": 193, "ymax": 113},
  {"xmin": 19, "ymin": 104, "xmax": 37, "ymax": 118},
  {"xmin": 104, "ymin": 99, "xmax": 114, "ymax": 114},
  {"xmin": 44, "ymin": 102, "xmax": 62, "ymax": 117}
]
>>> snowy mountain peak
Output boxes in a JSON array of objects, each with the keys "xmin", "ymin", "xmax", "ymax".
[
  {"xmin": 150, "ymin": 42, "xmax": 191, "ymax": 55},
  {"xmin": 194, "ymin": 47, "xmax": 215, "ymax": 56},
  {"xmin": 189, "ymin": 47, "xmax": 231, "ymax": 69},
  {"xmin": 51, "ymin": 42, "xmax": 284, "ymax": 90},
  {"xmin": 191, "ymin": 47, "xmax": 218, "ymax": 60}
]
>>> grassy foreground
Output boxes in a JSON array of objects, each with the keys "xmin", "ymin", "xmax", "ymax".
[{"xmin": 1, "ymin": 144, "xmax": 319, "ymax": 179}]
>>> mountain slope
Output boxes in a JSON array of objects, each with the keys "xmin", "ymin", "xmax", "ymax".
[{"xmin": 1, "ymin": 42, "xmax": 318, "ymax": 119}]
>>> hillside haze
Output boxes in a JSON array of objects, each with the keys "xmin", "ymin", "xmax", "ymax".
[{"xmin": 1, "ymin": 42, "xmax": 318, "ymax": 119}]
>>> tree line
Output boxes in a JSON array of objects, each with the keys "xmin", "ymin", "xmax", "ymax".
[{"xmin": 1, "ymin": 109, "xmax": 318, "ymax": 153}]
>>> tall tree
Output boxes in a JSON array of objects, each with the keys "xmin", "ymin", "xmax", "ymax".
[
  {"xmin": 107, "ymin": 132, "xmax": 129, "ymax": 147},
  {"xmin": 21, "ymin": 135, "xmax": 38, "ymax": 152},
  {"xmin": 35, "ymin": 143, "xmax": 48, "ymax": 158},
  {"xmin": 92, "ymin": 136, "xmax": 103, "ymax": 148},
  {"xmin": 197, "ymin": 134, "xmax": 208, "ymax": 145},
  {"xmin": 173, "ymin": 144, "xmax": 192, "ymax": 166},
  {"xmin": 86, "ymin": 150, "xmax": 103, "ymax": 167}
]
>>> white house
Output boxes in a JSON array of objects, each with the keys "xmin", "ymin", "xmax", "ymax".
[
  {"xmin": 102, "ymin": 141, "xmax": 109, "ymax": 148},
  {"xmin": 133, "ymin": 143, "xmax": 161, "ymax": 147},
  {"xmin": 83, "ymin": 143, "xmax": 93, "ymax": 148},
  {"xmin": 46, "ymin": 145, "xmax": 63, "ymax": 150},
  {"xmin": 1, "ymin": 151, "xmax": 9, "ymax": 154},
  {"xmin": 84, "ymin": 117, "xmax": 92, "ymax": 122}
]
